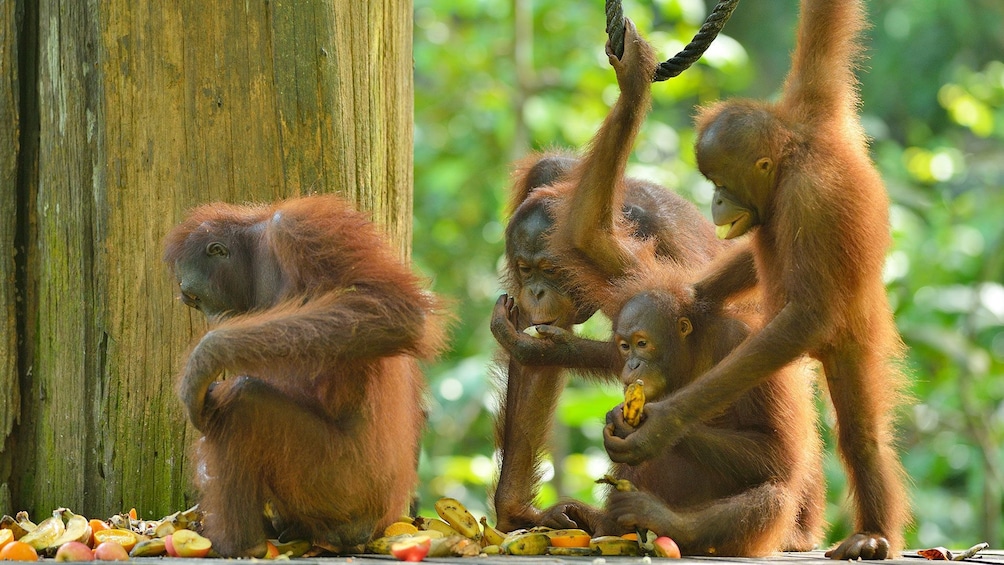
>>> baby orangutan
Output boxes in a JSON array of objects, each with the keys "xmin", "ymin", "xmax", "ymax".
[{"xmin": 556, "ymin": 267, "xmax": 824, "ymax": 557}]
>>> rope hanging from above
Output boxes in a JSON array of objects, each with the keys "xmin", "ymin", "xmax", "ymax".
[{"xmin": 605, "ymin": 0, "xmax": 740, "ymax": 82}]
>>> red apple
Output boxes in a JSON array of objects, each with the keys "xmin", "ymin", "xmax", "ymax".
[
  {"xmin": 164, "ymin": 529, "xmax": 212, "ymax": 558},
  {"xmin": 55, "ymin": 542, "xmax": 95, "ymax": 562},
  {"xmin": 652, "ymin": 536, "xmax": 681, "ymax": 559},
  {"xmin": 390, "ymin": 537, "xmax": 432, "ymax": 562},
  {"xmin": 93, "ymin": 542, "xmax": 130, "ymax": 561}
]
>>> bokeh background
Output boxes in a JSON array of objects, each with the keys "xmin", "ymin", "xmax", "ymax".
[{"xmin": 408, "ymin": 0, "xmax": 1004, "ymax": 550}]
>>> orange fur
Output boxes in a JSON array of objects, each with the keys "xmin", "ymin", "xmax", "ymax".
[
  {"xmin": 164, "ymin": 194, "xmax": 447, "ymax": 556},
  {"xmin": 690, "ymin": 0, "xmax": 909, "ymax": 558}
]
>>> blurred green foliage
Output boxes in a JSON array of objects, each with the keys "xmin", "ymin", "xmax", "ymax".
[{"xmin": 411, "ymin": 0, "xmax": 1004, "ymax": 549}]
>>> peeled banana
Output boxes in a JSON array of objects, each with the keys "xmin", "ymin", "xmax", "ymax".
[{"xmin": 623, "ymin": 379, "xmax": 646, "ymax": 426}]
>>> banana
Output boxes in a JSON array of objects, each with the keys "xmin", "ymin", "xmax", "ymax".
[
  {"xmin": 548, "ymin": 546, "xmax": 595, "ymax": 556},
  {"xmin": 481, "ymin": 544, "xmax": 501, "ymax": 555},
  {"xmin": 500, "ymin": 531, "xmax": 550, "ymax": 555},
  {"xmin": 479, "ymin": 516, "xmax": 506, "ymax": 546},
  {"xmin": 596, "ymin": 473, "xmax": 638, "ymax": 492},
  {"xmin": 590, "ymin": 535, "xmax": 642, "ymax": 556},
  {"xmin": 433, "ymin": 497, "xmax": 481, "ymax": 540},
  {"xmin": 130, "ymin": 538, "xmax": 168, "ymax": 557},
  {"xmin": 623, "ymin": 379, "xmax": 646, "ymax": 426},
  {"xmin": 365, "ymin": 533, "xmax": 413, "ymax": 554},
  {"xmin": 19, "ymin": 515, "xmax": 64, "ymax": 550},
  {"xmin": 415, "ymin": 516, "xmax": 460, "ymax": 536},
  {"xmin": 545, "ymin": 528, "xmax": 591, "ymax": 548},
  {"xmin": 273, "ymin": 539, "xmax": 312, "ymax": 558}
]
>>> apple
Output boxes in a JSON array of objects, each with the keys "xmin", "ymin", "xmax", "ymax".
[
  {"xmin": 93, "ymin": 542, "xmax": 130, "ymax": 561},
  {"xmin": 165, "ymin": 529, "xmax": 212, "ymax": 558},
  {"xmin": 55, "ymin": 541, "xmax": 95, "ymax": 562},
  {"xmin": 652, "ymin": 536, "xmax": 681, "ymax": 559},
  {"xmin": 390, "ymin": 536, "xmax": 432, "ymax": 562}
]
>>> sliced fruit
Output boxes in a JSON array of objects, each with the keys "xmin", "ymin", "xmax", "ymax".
[
  {"xmin": 390, "ymin": 536, "xmax": 431, "ymax": 562},
  {"xmin": 92, "ymin": 529, "xmax": 138, "ymax": 553},
  {"xmin": 384, "ymin": 522, "xmax": 419, "ymax": 537},
  {"xmin": 546, "ymin": 528, "xmax": 591, "ymax": 548},
  {"xmin": 164, "ymin": 529, "xmax": 211, "ymax": 558}
]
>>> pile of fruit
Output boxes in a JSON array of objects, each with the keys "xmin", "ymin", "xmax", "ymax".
[
  {"xmin": 0, "ymin": 506, "xmax": 229, "ymax": 561},
  {"xmin": 370, "ymin": 496, "xmax": 681, "ymax": 561},
  {"xmin": 1, "ymin": 495, "xmax": 681, "ymax": 561}
]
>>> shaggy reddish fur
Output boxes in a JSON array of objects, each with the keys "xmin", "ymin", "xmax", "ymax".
[
  {"xmin": 679, "ymin": 0, "xmax": 909, "ymax": 558},
  {"xmin": 164, "ymin": 194, "xmax": 447, "ymax": 556}
]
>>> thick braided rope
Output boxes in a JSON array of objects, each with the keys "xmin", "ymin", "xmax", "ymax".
[{"xmin": 605, "ymin": 0, "xmax": 740, "ymax": 82}]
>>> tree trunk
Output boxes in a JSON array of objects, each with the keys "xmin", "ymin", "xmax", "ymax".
[{"xmin": 0, "ymin": 0, "xmax": 413, "ymax": 520}]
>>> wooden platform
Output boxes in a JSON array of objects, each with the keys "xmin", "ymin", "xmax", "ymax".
[{"xmin": 126, "ymin": 549, "xmax": 1004, "ymax": 564}]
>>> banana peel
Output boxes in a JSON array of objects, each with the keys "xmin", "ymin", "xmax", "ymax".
[
  {"xmin": 433, "ymin": 497, "xmax": 481, "ymax": 540},
  {"xmin": 596, "ymin": 473, "xmax": 638, "ymax": 492},
  {"xmin": 501, "ymin": 531, "xmax": 549, "ymax": 555},
  {"xmin": 623, "ymin": 379, "xmax": 645, "ymax": 426},
  {"xmin": 19, "ymin": 514, "xmax": 65, "ymax": 550},
  {"xmin": 548, "ymin": 546, "xmax": 594, "ymax": 556},
  {"xmin": 479, "ymin": 516, "xmax": 506, "ymax": 546},
  {"xmin": 590, "ymin": 535, "xmax": 642, "ymax": 556},
  {"xmin": 367, "ymin": 533, "xmax": 414, "ymax": 554},
  {"xmin": 129, "ymin": 538, "xmax": 168, "ymax": 557}
]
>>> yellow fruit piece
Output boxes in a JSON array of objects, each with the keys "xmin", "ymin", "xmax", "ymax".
[
  {"xmin": 384, "ymin": 522, "xmax": 419, "ymax": 537},
  {"xmin": 479, "ymin": 517, "xmax": 506, "ymax": 546},
  {"xmin": 500, "ymin": 532, "xmax": 549, "ymax": 555},
  {"xmin": 590, "ymin": 535, "xmax": 641, "ymax": 556},
  {"xmin": 623, "ymin": 379, "xmax": 645, "ymax": 427},
  {"xmin": 433, "ymin": 498, "xmax": 480, "ymax": 540},
  {"xmin": 546, "ymin": 528, "xmax": 591, "ymax": 548},
  {"xmin": 93, "ymin": 528, "xmax": 139, "ymax": 552},
  {"xmin": 0, "ymin": 529, "xmax": 13, "ymax": 550}
]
